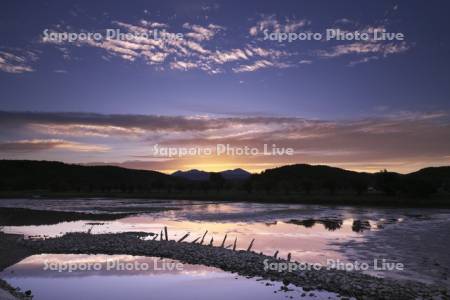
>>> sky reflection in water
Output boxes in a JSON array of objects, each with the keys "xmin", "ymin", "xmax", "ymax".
[{"xmin": 1, "ymin": 254, "xmax": 342, "ymax": 300}]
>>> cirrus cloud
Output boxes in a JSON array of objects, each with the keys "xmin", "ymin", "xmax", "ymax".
[
  {"xmin": 0, "ymin": 110, "xmax": 449, "ymax": 173},
  {"xmin": 0, "ymin": 139, "xmax": 110, "ymax": 153}
]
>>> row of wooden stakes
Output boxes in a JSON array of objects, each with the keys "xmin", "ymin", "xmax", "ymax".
[{"xmin": 152, "ymin": 226, "xmax": 292, "ymax": 261}]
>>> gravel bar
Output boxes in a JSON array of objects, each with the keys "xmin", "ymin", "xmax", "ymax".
[{"xmin": 18, "ymin": 232, "xmax": 449, "ymax": 300}]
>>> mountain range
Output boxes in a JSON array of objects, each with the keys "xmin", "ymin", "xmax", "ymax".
[{"xmin": 171, "ymin": 168, "xmax": 251, "ymax": 181}]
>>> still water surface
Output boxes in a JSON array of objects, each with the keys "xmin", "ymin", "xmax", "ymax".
[{"xmin": 1, "ymin": 199, "xmax": 449, "ymax": 298}]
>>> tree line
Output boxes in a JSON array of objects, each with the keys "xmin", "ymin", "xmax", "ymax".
[{"xmin": 1, "ymin": 160, "xmax": 449, "ymax": 198}]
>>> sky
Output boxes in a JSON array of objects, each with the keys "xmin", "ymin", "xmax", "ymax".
[{"xmin": 0, "ymin": 0, "xmax": 450, "ymax": 173}]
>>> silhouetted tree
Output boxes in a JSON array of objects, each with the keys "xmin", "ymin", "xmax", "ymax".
[
  {"xmin": 351, "ymin": 178, "xmax": 368, "ymax": 195},
  {"xmin": 301, "ymin": 180, "xmax": 313, "ymax": 195},
  {"xmin": 401, "ymin": 177, "xmax": 437, "ymax": 198},
  {"xmin": 242, "ymin": 179, "xmax": 253, "ymax": 194},
  {"xmin": 209, "ymin": 173, "xmax": 225, "ymax": 192},
  {"xmin": 375, "ymin": 170, "xmax": 401, "ymax": 196},
  {"xmin": 323, "ymin": 179, "xmax": 337, "ymax": 195}
]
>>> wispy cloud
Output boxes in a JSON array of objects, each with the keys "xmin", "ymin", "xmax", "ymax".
[
  {"xmin": 15, "ymin": 13, "xmax": 412, "ymax": 74},
  {"xmin": 316, "ymin": 25, "xmax": 411, "ymax": 65},
  {"xmin": 232, "ymin": 60, "xmax": 291, "ymax": 73},
  {"xmin": 0, "ymin": 9, "xmax": 414, "ymax": 76},
  {"xmin": 249, "ymin": 15, "xmax": 309, "ymax": 36},
  {"xmin": 0, "ymin": 139, "xmax": 109, "ymax": 153},
  {"xmin": 182, "ymin": 23, "xmax": 224, "ymax": 41},
  {"xmin": 318, "ymin": 41, "xmax": 409, "ymax": 58},
  {"xmin": 29, "ymin": 123, "xmax": 146, "ymax": 138},
  {"xmin": 0, "ymin": 50, "xmax": 37, "ymax": 73},
  {"xmin": 1, "ymin": 110, "xmax": 449, "ymax": 173},
  {"xmin": 40, "ymin": 19, "xmax": 296, "ymax": 74}
]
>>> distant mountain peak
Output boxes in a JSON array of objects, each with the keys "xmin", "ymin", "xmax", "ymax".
[{"xmin": 171, "ymin": 168, "xmax": 251, "ymax": 181}]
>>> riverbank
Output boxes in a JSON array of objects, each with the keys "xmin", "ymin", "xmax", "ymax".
[
  {"xmin": 0, "ymin": 232, "xmax": 444, "ymax": 299},
  {"xmin": 0, "ymin": 206, "xmax": 181, "ymax": 227},
  {"xmin": 0, "ymin": 233, "xmax": 34, "ymax": 300},
  {"xmin": 1, "ymin": 191, "xmax": 450, "ymax": 207},
  {"xmin": 0, "ymin": 207, "xmax": 134, "ymax": 227},
  {"xmin": 0, "ymin": 233, "xmax": 34, "ymax": 272}
]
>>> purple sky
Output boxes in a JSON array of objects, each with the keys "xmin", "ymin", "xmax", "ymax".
[{"xmin": 1, "ymin": 1, "xmax": 449, "ymax": 173}]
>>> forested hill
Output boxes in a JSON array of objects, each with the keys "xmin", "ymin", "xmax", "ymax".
[
  {"xmin": 0, "ymin": 160, "xmax": 182, "ymax": 192},
  {"xmin": 248, "ymin": 164, "xmax": 450, "ymax": 197},
  {"xmin": 1, "ymin": 160, "xmax": 449, "ymax": 199}
]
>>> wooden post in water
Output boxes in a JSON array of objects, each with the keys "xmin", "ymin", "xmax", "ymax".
[
  {"xmin": 177, "ymin": 233, "xmax": 190, "ymax": 243},
  {"xmin": 220, "ymin": 234, "xmax": 227, "ymax": 248},
  {"xmin": 287, "ymin": 253, "xmax": 291, "ymax": 261},
  {"xmin": 152, "ymin": 234, "xmax": 158, "ymax": 241},
  {"xmin": 200, "ymin": 230, "xmax": 208, "ymax": 245},
  {"xmin": 273, "ymin": 250, "xmax": 279, "ymax": 258},
  {"xmin": 232, "ymin": 237, "xmax": 237, "ymax": 251},
  {"xmin": 209, "ymin": 237, "xmax": 214, "ymax": 246},
  {"xmin": 160, "ymin": 230, "xmax": 163, "ymax": 241},
  {"xmin": 164, "ymin": 226, "xmax": 168, "ymax": 241},
  {"xmin": 247, "ymin": 239, "xmax": 255, "ymax": 252},
  {"xmin": 191, "ymin": 237, "xmax": 200, "ymax": 244}
]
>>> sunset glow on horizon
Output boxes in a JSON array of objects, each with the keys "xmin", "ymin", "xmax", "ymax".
[{"xmin": 1, "ymin": 1, "xmax": 449, "ymax": 174}]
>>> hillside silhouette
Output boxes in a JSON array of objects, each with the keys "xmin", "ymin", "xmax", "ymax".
[
  {"xmin": 248, "ymin": 164, "xmax": 450, "ymax": 198},
  {"xmin": 172, "ymin": 168, "xmax": 251, "ymax": 181},
  {"xmin": 1, "ymin": 160, "xmax": 449, "ymax": 204},
  {"xmin": 0, "ymin": 160, "xmax": 182, "ymax": 193}
]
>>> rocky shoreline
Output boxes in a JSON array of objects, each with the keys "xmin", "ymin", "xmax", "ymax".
[
  {"xmin": 11, "ymin": 231, "xmax": 447, "ymax": 300},
  {"xmin": 0, "ymin": 233, "xmax": 33, "ymax": 273},
  {"xmin": 0, "ymin": 279, "xmax": 32, "ymax": 300},
  {"xmin": 0, "ymin": 233, "xmax": 34, "ymax": 300}
]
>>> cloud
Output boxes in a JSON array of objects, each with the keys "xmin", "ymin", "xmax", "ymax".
[
  {"xmin": 232, "ymin": 60, "xmax": 291, "ymax": 73},
  {"xmin": 0, "ymin": 139, "xmax": 109, "ymax": 153},
  {"xmin": 183, "ymin": 23, "xmax": 224, "ymax": 41},
  {"xmin": 316, "ymin": 26, "xmax": 411, "ymax": 64},
  {"xmin": 185, "ymin": 41, "xmax": 210, "ymax": 54},
  {"xmin": 29, "ymin": 123, "xmax": 145, "ymax": 137},
  {"xmin": 139, "ymin": 20, "xmax": 168, "ymax": 28},
  {"xmin": 334, "ymin": 18, "xmax": 356, "ymax": 26},
  {"xmin": 170, "ymin": 60, "xmax": 200, "ymax": 71},
  {"xmin": 0, "ymin": 50, "xmax": 37, "ymax": 73},
  {"xmin": 246, "ymin": 46, "xmax": 288, "ymax": 58},
  {"xmin": 249, "ymin": 15, "xmax": 309, "ymax": 36},
  {"xmin": 1, "ymin": 111, "xmax": 449, "ymax": 172},
  {"xmin": 0, "ymin": 111, "xmax": 232, "ymax": 132},
  {"xmin": 212, "ymin": 48, "xmax": 249, "ymax": 64},
  {"xmin": 40, "ymin": 19, "xmax": 295, "ymax": 74},
  {"xmin": 318, "ymin": 41, "xmax": 409, "ymax": 58},
  {"xmin": 4, "ymin": 15, "xmax": 412, "ymax": 75}
]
